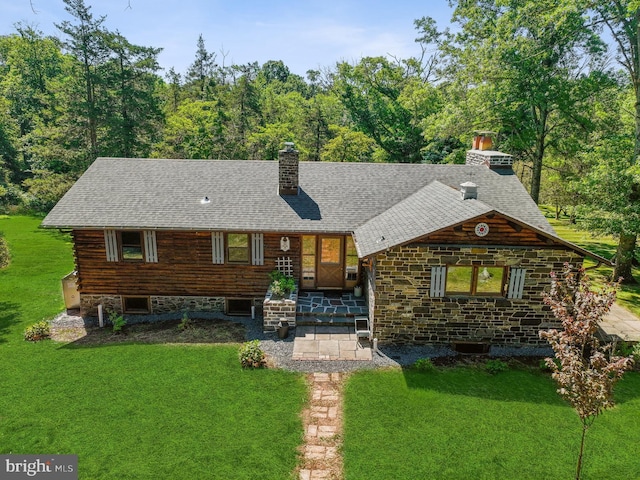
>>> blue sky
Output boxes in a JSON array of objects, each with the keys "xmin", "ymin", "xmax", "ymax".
[{"xmin": 0, "ymin": 0, "xmax": 454, "ymax": 78}]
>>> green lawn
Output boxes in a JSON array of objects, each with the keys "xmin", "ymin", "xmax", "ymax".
[
  {"xmin": 344, "ymin": 368, "xmax": 640, "ymax": 480},
  {"xmin": 0, "ymin": 216, "xmax": 306, "ymax": 479},
  {"xmin": 541, "ymin": 206, "xmax": 640, "ymax": 317}
]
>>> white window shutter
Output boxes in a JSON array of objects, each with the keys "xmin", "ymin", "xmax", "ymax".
[
  {"xmin": 144, "ymin": 231, "xmax": 158, "ymax": 263},
  {"xmin": 104, "ymin": 229, "xmax": 118, "ymax": 262},
  {"xmin": 507, "ymin": 268, "xmax": 526, "ymax": 299},
  {"xmin": 252, "ymin": 233, "xmax": 264, "ymax": 266},
  {"xmin": 212, "ymin": 232, "xmax": 224, "ymax": 264},
  {"xmin": 430, "ymin": 266, "xmax": 446, "ymax": 298}
]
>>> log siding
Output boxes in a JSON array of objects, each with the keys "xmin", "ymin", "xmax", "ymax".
[{"xmin": 72, "ymin": 230, "xmax": 301, "ymax": 298}]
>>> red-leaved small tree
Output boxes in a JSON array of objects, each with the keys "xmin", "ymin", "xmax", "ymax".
[{"xmin": 540, "ymin": 263, "xmax": 633, "ymax": 480}]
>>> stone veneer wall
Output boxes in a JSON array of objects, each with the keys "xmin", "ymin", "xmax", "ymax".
[
  {"xmin": 263, "ymin": 287, "xmax": 298, "ymax": 331},
  {"xmin": 80, "ymin": 294, "xmax": 225, "ymax": 317},
  {"xmin": 372, "ymin": 245, "xmax": 583, "ymax": 346},
  {"xmin": 466, "ymin": 150, "xmax": 513, "ymax": 169}
]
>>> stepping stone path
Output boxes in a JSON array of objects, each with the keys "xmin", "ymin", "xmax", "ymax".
[{"xmin": 298, "ymin": 372, "xmax": 344, "ymax": 480}]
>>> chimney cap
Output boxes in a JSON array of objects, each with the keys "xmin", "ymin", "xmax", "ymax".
[
  {"xmin": 283, "ymin": 141, "xmax": 295, "ymax": 151},
  {"xmin": 473, "ymin": 130, "xmax": 496, "ymax": 135}
]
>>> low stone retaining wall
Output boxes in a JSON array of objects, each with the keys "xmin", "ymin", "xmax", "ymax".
[{"xmin": 263, "ymin": 287, "xmax": 297, "ymax": 332}]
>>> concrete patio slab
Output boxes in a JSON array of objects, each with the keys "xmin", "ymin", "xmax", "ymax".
[{"xmin": 292, "ymin": 326, "xmax": 372, "ymax": 361}]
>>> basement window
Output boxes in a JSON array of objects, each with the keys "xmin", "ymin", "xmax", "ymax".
[
  {"xmin": 123, "ymin": 296, "xmax": 150, "ymax": 314},
  {"xmin": 227, "ymin": 298, "xmax": 253, "ymax": 316},
  {"xmin": 445, "ymin": 266, "xmax": 505, "ymax": 296}
]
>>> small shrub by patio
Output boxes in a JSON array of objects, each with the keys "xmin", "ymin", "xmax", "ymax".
[
  {"xmin": 413, "ymin": 358, "xmax": 436, "ymax": 372},
  {"xmin": 239, "ymin": 339, "xmax": 266, "ymax": 368},
  {"xmin": 24, "ymin": 320, "xmax": 50, "ymax": 342},
  {"xmin": 485, "ymin": 359, "xmax": 509, "ymax": 374},
  {"xmin": 269, "ymin": 270, "xmax": 296, "ymax": 298}
]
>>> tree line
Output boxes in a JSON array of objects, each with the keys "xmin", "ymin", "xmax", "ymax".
[{"xmin": 0, "ymin": 0, "xmax": 638, "ymax": 282}]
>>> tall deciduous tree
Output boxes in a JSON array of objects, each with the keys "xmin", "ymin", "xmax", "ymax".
[
  {"xmin": 540, "ymin": 264, "xmax": 633, "ymax": 480},
  {"xmin": 437, "ymin": 0, "xmax": 608, "ymax": 203},
  {"xmin": 333, "ymin": 56, "xmax": 427, "ymax": 163},
  {"xmin": 588, "ymin": 1, "xmax": 640, "ymax": 282}
]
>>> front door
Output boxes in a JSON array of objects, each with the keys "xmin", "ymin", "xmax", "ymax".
[{"xmin": 316, "ymin": 236, "xmax": 344, "ymax": 288}]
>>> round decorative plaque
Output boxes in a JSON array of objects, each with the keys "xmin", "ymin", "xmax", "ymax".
[{"xmin": 475, "ymin": 222, "xmax": 489, "ymax": 237}]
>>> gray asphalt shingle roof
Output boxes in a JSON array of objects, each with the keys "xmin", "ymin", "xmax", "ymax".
[
  {"xmin": 353, "ymin": 181, "xmax": 496, "ymax": 257},
  {"xmin": 44, "ymin": 157, "xmax": 571, "ymax": 257}
]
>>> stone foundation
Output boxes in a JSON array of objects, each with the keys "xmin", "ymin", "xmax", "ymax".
[
  {"xmin": 372, "ymin": 245, "xmax": 582, "ymax": 346},
  {"xmin": 263, "ymin": 287, "xmax": 297, "ymax": 332},
  {"xmin": 80, "ymin": 294, "xmax": 226, "ymax": 317},
  {"xmin": 80, "ymin": 295, "xmax": 122, "ymax": 317},
  {"xmin": 151, "ymin": 296, "xmax": 225, "ymax": 314}
]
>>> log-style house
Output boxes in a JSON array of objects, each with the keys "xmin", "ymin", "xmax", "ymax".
[{"xmin": 42, "ymin": 139, "xmax": 610, "ymax": 347}]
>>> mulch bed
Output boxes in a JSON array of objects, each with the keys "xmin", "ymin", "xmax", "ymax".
[{"xmin": 51, "ymin": 318, "xmax": 246, "ymax": 346}]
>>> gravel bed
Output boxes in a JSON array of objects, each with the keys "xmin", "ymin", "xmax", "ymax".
[{"xmin": 51, "ymin": 312, "xmax": 550, "ymax": 373}]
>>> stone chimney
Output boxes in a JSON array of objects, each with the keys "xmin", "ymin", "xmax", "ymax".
[
  {"xmin": 460, "ymin": 181, "xmax": 478, "ymax": 200},
  {"xmin": 466, "ymin": 131, "xmax": 513, "ymax": 169},
  {"xmin": 279, "ymin": 142, "xmax": 299, "ymax": 195}
]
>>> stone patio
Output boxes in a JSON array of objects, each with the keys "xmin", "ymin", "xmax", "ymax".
[
  {"xmin": 296, "ymin": 291, "xmax": 367, "ymax": 316},
  {"xmin": 292, "ymin": 326, "xmax": 372, "ymax": 361}
]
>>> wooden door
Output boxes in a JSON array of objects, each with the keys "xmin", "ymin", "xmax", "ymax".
[{"xmin": 316, "ymin": 236, "xmax": 344, "ymax": 288}]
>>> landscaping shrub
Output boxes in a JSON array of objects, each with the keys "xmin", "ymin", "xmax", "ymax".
[
  {"xmin": 109, "ymin": 310, "xmax": 127, "ymax": 333},
  {"xmin": 485, "ymin": 359, "xmax": 509, "ymax": 375},
  {"xmin": 178, "ymin": 311, "xmax": 194, "ymax": 331},
  {"xmin": 239, "ymin": 340, "xmax": 266, "ymax": 368},
  {"xmin": 269, "ymin": 270, "xmax": 296, "ymax": 298},
  {"xmin": 24, "ymin": 320, "xmax": 51, "ymax": 342},
  {"xmin": 413, "ymin": 358, "xmax": 436, "ymax": 372}
]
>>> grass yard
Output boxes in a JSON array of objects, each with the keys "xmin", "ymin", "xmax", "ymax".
[
  {"xmin": 541, "ymin": 206, "xmax": 640, "ymax": 317},
  {"xmin": 0, "ymin": 216, "xmax": 306, "ymax": 479},
  {"xmin": 344, "ymin": 367, "xmax": 640, "ymax": 480}
]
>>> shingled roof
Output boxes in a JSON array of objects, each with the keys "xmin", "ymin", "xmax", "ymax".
[
  {"xmin": 42, "ymin": 156, "xmax": 613, "ymax": 264},
  {"xmin": 42, "ymin": 157, "xmax": 551, "ymax": 233}
]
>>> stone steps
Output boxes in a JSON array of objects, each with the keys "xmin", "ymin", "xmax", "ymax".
[{"xmin": 296, "ymin": 315, "xmax": 356, "ymax": 327}]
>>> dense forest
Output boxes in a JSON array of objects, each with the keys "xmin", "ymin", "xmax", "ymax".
[{"xmin": 0, "ymin": 0, "xmax": 639, "ymax": 282}]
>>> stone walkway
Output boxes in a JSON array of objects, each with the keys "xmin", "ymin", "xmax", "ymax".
[
  {"xmin": 600, "ymin": 303, "xmax": 640, "ymax": 342},
  {"xmin": 293, "ymin": 326, "xmax": 372, "ymax": 361},
  {"xmin": 298, "ymin": 372, "xmax": 344, "ymax": 480}
]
